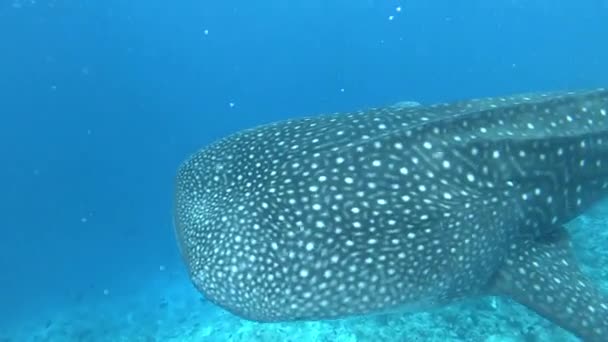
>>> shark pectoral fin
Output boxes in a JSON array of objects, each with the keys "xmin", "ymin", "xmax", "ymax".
[{"xmin": 491, "ymin": 226, "xmax": 608, "ymax": 341}]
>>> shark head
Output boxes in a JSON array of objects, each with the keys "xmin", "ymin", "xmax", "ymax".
[{"xmin": 174, "ymin": 88, "xmax": 608, "ymax": 341}]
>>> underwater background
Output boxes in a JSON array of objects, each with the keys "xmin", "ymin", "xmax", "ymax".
[{"xmin": 1, "ymin": 0, "xmax": 608, "ymax": 341}]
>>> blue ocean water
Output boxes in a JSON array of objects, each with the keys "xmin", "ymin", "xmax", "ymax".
[{"xmin": 1, "ymin": 0, "xmax": 607, "ymax": 341}]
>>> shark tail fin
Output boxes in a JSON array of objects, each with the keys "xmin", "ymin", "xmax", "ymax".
[{"xmin": 491, "ymin": 226, "xmax": 608, "ymax": 341}]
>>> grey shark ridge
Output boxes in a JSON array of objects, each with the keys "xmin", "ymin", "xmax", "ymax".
[{"xmin": 174, "ymin": 88, "xmax": 608, "ymax": 341}]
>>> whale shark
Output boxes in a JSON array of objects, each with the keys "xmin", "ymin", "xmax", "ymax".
[{"xmin": 174, "ymin": 88, "xmax": 608, "ymax": 341}]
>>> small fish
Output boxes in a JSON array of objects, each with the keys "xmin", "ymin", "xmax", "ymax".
[
  {"xmin": 390, "ymin": 100, "xmax": 422, "ymax": 108},
  {"xmin": 174, "ymin": 88, "xmax": 608, "ymax": 341}
]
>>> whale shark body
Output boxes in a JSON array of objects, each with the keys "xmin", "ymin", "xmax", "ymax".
[{"xmin": 174, "ymin": 88, "xmax": 608, "ymax": 341}]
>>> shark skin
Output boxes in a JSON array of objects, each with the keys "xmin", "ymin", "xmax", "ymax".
[{"xmin": 174, "ymin": 88, "xmax": 608, "ymax": 341}]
